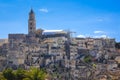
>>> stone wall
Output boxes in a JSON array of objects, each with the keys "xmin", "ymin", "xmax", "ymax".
[{"xmin": 0, "ymin": 39, "xmax": 8, "ymax": 46}]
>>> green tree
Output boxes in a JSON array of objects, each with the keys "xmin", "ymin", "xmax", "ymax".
[
  {"xmin": 14, "ymin": 68, "xmax": 26, "ymax": 80},
  {"xmin": 84, "ymin": 55, "xmax": 92, "ymax": 63},
  {"xmin": 2, "ymin": 67, "xmax": 48, "ymax": 80},
  {"xmin": 3, "ymin": 68, "xmax": 15, "ymax": 80},
  {"xmin": 23, "ymin": 67, "xmax": 47, "ymax": 80},
  {"xmin": 0, "ymin": 72, "xmax": 6, "ymax": 80}
]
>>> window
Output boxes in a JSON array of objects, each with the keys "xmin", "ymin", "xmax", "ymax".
[
  {"xmin": 30, "ymin": 23, "xmax": 32, "ymax": 25},
  {"xmin": 30, "ymin": 27, "xmax": 32, "ymax": 30}
]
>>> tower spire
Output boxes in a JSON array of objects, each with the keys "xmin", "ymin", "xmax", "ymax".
[
  {"xmin": 28, "ymin": 8, "xmax": 36, "ymax": 36},
  {"xmin": 30, "ymin": 8, "xmax": 34, "ymax": 14}
]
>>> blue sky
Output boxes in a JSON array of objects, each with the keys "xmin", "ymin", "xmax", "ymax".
[{"xmin": 0, "ymin": 0, "xmax": 120, "ymax": 41}]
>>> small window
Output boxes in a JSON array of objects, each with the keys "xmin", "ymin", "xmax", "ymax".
[
  {"xmin": 30, "ymin": 23, "xmax": 32, "ymax": 25},
  {"xmin": 30, "ymin": 27, "xmax": 32, "ymax": 29}
]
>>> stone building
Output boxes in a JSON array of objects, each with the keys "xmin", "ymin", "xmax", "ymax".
[{"xmin": 0, "ymin": 39, "xmax": 8, "ymax": 46}]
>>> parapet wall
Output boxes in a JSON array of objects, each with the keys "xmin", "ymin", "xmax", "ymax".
[{"xmin": 9, "ymin": 34, "xmax": 26, "ymax": 40}]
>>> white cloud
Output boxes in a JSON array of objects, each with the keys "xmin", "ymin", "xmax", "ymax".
[
  {"xmin": 94, "ymin": 31, "xmax": 105, "ymax": 34},
  {"xmin": 39, "ymin": 8, "xmax": 48, "ymax": 13},
  {"xmin": 77, "ymin": 34, "xmax": 110, "ymax": 39},
  {"xmin": 94, "ymin": 35, "xmax": 109, "ymax": 38},
  {"xmin": 77, "ymin": 35, "xmax": 86, "ymax": 38},
  {"xmin": 100, "ymin": 35, "xmax": 108, "ymax": 38}
]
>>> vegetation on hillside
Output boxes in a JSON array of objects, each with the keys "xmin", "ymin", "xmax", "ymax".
[
  {"xmin": 84, "ymin": 55, "xmax": 92, "ymax": 63},
  {"xmin": 0, "ymin": 67, "xmax": 48, "ymax": 80}
]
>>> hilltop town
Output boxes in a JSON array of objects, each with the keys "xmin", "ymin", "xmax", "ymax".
[{"xmin": 0, "ymin": 9, "xmax": 120, "ymax": 80}]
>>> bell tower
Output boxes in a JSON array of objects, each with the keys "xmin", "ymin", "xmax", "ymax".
[{"xmin": 28, "ymin": 9, "xmax": 36, "ymax": 36}]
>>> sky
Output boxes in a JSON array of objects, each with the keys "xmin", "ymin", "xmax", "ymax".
[{"xmin": 0, "ymin": 0, "xmax": 120, "ymax": 41}]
